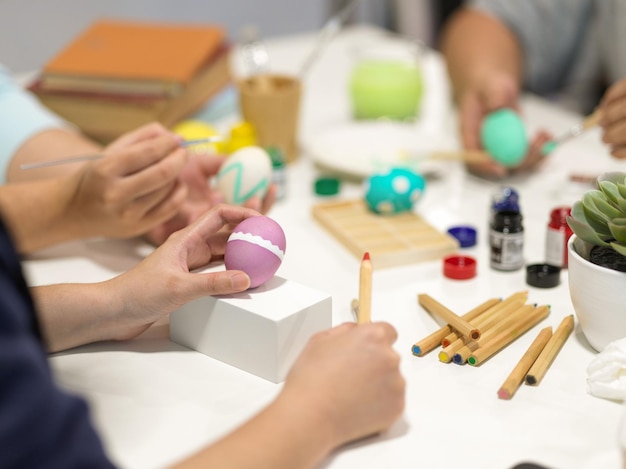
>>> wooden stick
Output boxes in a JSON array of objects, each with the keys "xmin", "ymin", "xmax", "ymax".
[
  {"xmin": 358, "ymin": 252, "xmax": 372, "ymax": 324},
  {"xmin": 417, "ymin": 294, "xmax": 482, "ymax": 341},
  {"xmin": 497, "ymin": 327, "xmax": 553, "ymax": 400},
  {"xmin": 412, "ymin": 297, "xmax": 500, "ymax": 356},
  {"xmin": 468, "ymin": 305, "xmax": 552, "ymax": 366},
  {"xmin": 441, "ymin": 291, "xmax": 528, "ymax": 347},
  {"xmin": 452, "ymin": 303, "xmax": 538, "ymax": 365},
  {"xmin": 350, "ymin": 298, "xmax": 359, "ymax": 323},
  {"xmin": 19, "ymin": 136, "xmax": 223, "ymax": 170},
  {"xmin": 525, "ymin": 315, "xmax": 575, "ymax": 386},
  {"xmin": 430, "ymin": 150, "xmax": 492, "ymax": 164}
]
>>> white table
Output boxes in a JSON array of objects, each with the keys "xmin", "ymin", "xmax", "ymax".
[{"xmin": 23, "ymin": 26, "xmax": 626, "ymax": 469}]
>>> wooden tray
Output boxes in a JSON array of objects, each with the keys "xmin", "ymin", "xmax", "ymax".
[{"xmin": 312, "ymin": 199, "xmax": 459, "ymax": 269}]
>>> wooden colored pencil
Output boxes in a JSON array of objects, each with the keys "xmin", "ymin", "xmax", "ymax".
[
  {"xmin": 442, "ymin": 298, "xmax": 530, "ymax": 360},
  {"xmin": 468, "ymin": 305, "xmax": 551, "ymax": 366},
  {"xmin": 441, "ymin": 291, "xmax": 528, "ymax": 347},
  {"xmin": 525, "ymin": 315, "xmax": 575, "ymax": 386},
  {"xmin": 497, "ymin": 326, "xmax": 553, "ymax": 400},
  {"xmin": 452, "ymin": 303, "xmax": 538, "ymax": 365},
  {"xmin": 417, "ymin": 294, "xmax": 482, "ymax": 341},
  {"xmin": 412, "ymin": 296, "xmax": 500, "ymax": 356},
  {"xmin": 358, "ymin": 252, "xmax": 372, "ymax": 324}
]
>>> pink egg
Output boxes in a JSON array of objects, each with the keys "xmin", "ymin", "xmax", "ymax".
[{"xmin": 224, "ymin": 216, "xmax": 287, "ymax": 288}]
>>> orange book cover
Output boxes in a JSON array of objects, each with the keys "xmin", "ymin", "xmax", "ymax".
[{"xmin": 43, "ymin": 18, "xmax": 226, "ymax": 84}]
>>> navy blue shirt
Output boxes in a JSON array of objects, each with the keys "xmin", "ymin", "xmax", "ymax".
[{"xmin": 0, "ymin": 218, "xmax": 115, "ymax": 468}]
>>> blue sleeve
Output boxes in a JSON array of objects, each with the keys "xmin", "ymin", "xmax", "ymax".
[
  {"xmin": 468, "ymin": 0, "xmax": 593, "ymax": 94},
  {"xmin": 0, "ymin": 218, "xmax": 116, "ymax": 469},
  {"xmin": 0, "ymin": 65, "xmax": 70, "ymax": 183}
]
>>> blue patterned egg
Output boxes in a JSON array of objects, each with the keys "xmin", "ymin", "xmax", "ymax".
[{"xmin": 364, "ymin": 167, "xmax": 426, "ymax": 214}]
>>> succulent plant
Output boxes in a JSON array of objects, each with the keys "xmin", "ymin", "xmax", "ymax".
[{"xmin": 567, "ymin": 171, "xmax": 626, "ymax": 257}]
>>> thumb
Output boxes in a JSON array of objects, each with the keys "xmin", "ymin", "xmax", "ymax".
[{"xmin": 188, "ymin": 270, "xmax": 251, "ymax": 297}]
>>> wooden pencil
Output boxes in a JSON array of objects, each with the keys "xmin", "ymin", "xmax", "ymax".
[
  {"xmin": 497, "ymin": 326, "xmax": 553, "ymax": 400},
  {"xmin": 417, "ymin": 294, "xmax": 482, "ymax": 341},
  {"xmin": 412, "ymin": 296, "xmax": 500, "ymax": 356},
  {"xmin": 452, "ymin": 303, "xmax": 537, "ymax": 365},
  {"xmin": 358, "ymin": 252, "xmax": 372, "ymax": 324},
  {"xmin": 468, "ymin": 305, "xmax": 551, "ymax": 366},
  {"xmin": 525, "ymin": 315, "xmax": 575, "ymax": 386},
  {"xmin": 442, "ymin": 299, "xmax": 529, "ymax": 359},
  {"xmin": 441, "ymin": 291, "xmax": 528, "ymax": 347}
]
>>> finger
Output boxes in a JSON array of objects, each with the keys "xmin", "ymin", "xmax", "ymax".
[
  {"xmin": 261, "ymin": 184, "xmax": 277, "ymax": 214},
  {"xmin": 115, "ymin": 148, "xmax": 188, "ymax": 201},
  {"xmin": 133, "ymin": 179, "xmax": 187, "ymax": 220},
  {"xmin": 191, "ymin": 270, "xmax": 251, "ymax": 296},
  {"xmin": 105, "ymin": 122, "xmax": 172, "ymax": 152},
  {"xmin": 601, "ymin": 80, "xmax": 626, "ymax": 107},
  {"xmin": 193, "ymin": 153, "xmax": 228, "ymax": 177},
  {"xmin": 103, "ymin": 133, "xmax": 185, "ymax": 177},
  {"xmin": 180, "ymin": 204, "xmax": 261, "ymax": 243},
  {"xmin": 459, "ymin": 94, "xmax": 483, "ymax": 150},
  {"xmin": 365, "ymin": 321, "xmax": 399, "ymax": 344},
  {"xmin": 601, "ymin": 101, "xmax": 626, "ymax": 129},
  {"xmin": 610, "ymin": 146, "xmax": 626, "ymax": 159},
  {"xmin": 466, "ymin": 160, "xmax": 508, "ymax": 179},
  {"xmin": 602, "ymin": 119, "xmax": 626, "ymax": 146}
]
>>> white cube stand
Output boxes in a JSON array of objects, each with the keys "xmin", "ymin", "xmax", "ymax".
[{"xmin": 170, "ymin": 276, "xmax": 332, "ymax": 383}]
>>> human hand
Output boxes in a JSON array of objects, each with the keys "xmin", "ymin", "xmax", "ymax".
[
  {"xmin": 104, "ymin": 204, "xmax": 259, "ymax": 340},
  {"xmin": 458, "ymin": 72, "xmax": 549, "ymax": 178},
  {"xmin": 277, "ymin": 322, "xmax": 405, "ymax": 449},
  {"xmin": 599, "ymin": 77, "xmax": 626, "ymax": 159},
  {"xmin": 60, "ymin": 123, "xmax": 189, "ymax": 240},
  {"xmin": 144, "ymin": 149, "xmax": 278, "ymax": 246}
]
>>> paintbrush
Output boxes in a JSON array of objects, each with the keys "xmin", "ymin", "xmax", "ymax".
[
  {"xmin": 20, "ymin": 136, "xmax": 223, "ymax": 170},
  {"xmin": 542, "ymin": 109, "xmax": 601, "ymax": 155}
]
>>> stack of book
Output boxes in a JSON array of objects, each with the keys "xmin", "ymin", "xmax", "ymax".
[{"xmin": 29, "ymin": 19, "xmax": 232, "ymax": 143}]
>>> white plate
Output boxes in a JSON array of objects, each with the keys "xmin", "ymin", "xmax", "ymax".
[{"xmin": 304, "ymin": 120, "xmax": 457, "ymax": 180}]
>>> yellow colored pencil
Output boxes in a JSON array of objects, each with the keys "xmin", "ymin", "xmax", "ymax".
[
  {"xmin": 358, "ymin": 252, "xmax": 372, "ymax": 324},
  {"xmin": 497, "ymin": 327, "xmax": 553, "ymax": 399},
  {"xmin": 525, "ymin": 315, "xmax": 575, "ymax": 386}
]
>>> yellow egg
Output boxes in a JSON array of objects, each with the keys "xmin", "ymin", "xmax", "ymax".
[{"xmin": 172, "ymin": 120, "xmax": 228, "ymax": 154}]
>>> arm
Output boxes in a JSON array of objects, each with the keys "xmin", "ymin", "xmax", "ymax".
[
  {"xmin": 171, "ymin": 322, "xmax": 406, "ymax": 469},
  {"xmin": 31, "ymin": 204, "xmax": 257, "ymax": 352},
  {"xmin": 439, "ymin": 8, "xmax": 550, "ymax": 178},
  {"xmin": 0, "ymin": 123, "xmax": 189, "ymax": 254}
]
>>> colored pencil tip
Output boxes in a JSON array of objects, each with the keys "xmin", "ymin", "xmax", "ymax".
[
  {"xmin": 363, "ymin": 252, "xmax": 370, "ymax": 261},
  {"xmin": 467, "ymin": 356, "xmax": 477, "ymax": 366},
  {"xmin": 452, "ymin": 354, "xmax": 464, "ymax": 365},
  {"xmin": 438, "ymin": 351, "xmax": 450, "ymax": 363},
  {"xmin": 411, "ymin": 345, "xmax": 421, "ymax": 356},
  {"xmin": 497, "ymin": 389, "xmax": 511, "ymax": 400},
  {"xmin": 525, "ymin": 375, "xmax": 537, "ymax": 386}
]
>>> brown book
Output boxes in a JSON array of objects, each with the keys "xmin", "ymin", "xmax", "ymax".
[
  {"xmin": 30, "ymin": 45, "xmax": 232, "ymax": 143},
  {"xmin": 39, "ymin": 18, "xmax": 226, "ymax": 96}
]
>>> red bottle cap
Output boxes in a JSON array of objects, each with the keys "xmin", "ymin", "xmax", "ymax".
[{"xmin": 443, "ymin": 255, "xmax": 477, "ymax": 280}]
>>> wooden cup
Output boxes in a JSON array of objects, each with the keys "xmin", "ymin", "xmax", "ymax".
[{"xmin": 237, "ymin": 74, "xmax": 301, "ymax": 163}]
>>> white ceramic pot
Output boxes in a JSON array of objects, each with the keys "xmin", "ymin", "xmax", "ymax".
[{"xmin": 568, "ymin": 235, "xmax": 626, "ymax": 352}]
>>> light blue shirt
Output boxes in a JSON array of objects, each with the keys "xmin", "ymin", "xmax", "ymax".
[
  {"xmin": 470, "ymin": 0, "xmax": 626, "ymax": 114},
  {"xmin": 0, "ymin": 65, "xmax": 67, "ymax": 182}
]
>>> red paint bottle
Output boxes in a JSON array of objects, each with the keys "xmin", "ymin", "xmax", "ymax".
[{"xmin": 545, "ymin": 206, "xmax": 573, "ymax": 268}]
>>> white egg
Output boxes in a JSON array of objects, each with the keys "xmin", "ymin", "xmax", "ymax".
[{"xmin": 215, "ymin": 146, "xmax": 272, "ymax": 205}]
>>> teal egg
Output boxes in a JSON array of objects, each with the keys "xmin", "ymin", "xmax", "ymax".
[
  {"xmin": 364, "ymin": 167, "xmax": 426, "ymax": 214},
  {"xmin": 480, "ymin": 109, "xmax": 528, "ymax": 167}
]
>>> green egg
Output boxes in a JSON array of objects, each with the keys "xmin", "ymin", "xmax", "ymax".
[{"xmin": 480, "ymin": 109, "xmax": 528, "ymax": 167}]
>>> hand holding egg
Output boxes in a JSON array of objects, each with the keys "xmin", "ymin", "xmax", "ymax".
[
  {"xmin": 224, "ymin": 216, "xmax": 286, "ymax": 289},
  {"xmin": 480, "ymin": 108, "xmax": 529, "ymax": 168}
]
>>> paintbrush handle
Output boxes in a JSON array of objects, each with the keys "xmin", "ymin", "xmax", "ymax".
[{"xmin": 582, "ymin": 108, "xmax": 602, "ymax": 130}]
